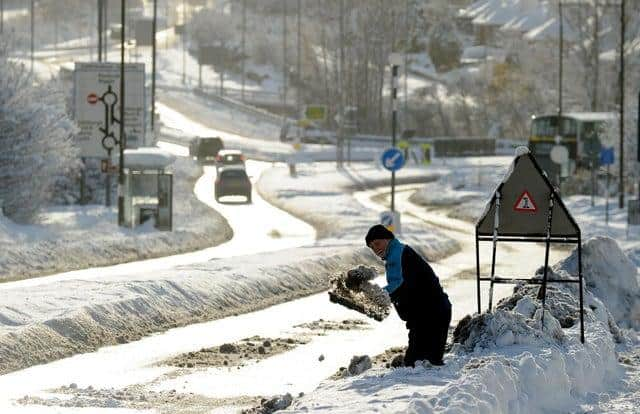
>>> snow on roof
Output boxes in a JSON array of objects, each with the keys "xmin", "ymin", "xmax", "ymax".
[
  {"xmin": 124, "ymin": 147, "xmax": 176, "ymax": 170},
  {"xmin": 461, "ymin": 45, "xmax": 507, "ymax": 64},
  {"xmin": 458, "ymin": 0, "xmax": 491, "ymax": 19},
  {"xmin": 472, "ymin": 0, "xmax": 521, "ymax": 27},
  {"xmin": 500, "ymin": 5, "xmax": 550, "ymax": 33},
  {"xmin": 524, "ymin": 16, "xmax": 578, "ymax": 42}
]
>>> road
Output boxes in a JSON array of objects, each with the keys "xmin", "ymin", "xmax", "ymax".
[{"xmin": 0, "ymin": 179, "xmax": 574, "ymax": 413}]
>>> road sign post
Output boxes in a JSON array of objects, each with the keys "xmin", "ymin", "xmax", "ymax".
[{"xmin": 381, "ymin": 147, "xmax": 405, "ymax": 214}]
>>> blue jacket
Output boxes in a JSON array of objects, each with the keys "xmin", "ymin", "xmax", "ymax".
[
  {"xmin": 383, "ymin": 238, "xmax": 451, "ymax": 323},
  {"xmin": 383, "ymin": 238, "xmax": 404, "ymax": 294}
]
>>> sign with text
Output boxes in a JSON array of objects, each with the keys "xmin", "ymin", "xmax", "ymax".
[{"xmin": 73, "ymin": 62, "xmax": 146, "ymax": 158}]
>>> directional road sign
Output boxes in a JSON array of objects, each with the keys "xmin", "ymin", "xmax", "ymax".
[{"xmin": 381, "ymin": 147, "xmax": 405, "ymax": 172}]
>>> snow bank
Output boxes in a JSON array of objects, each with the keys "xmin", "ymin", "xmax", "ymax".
[
  {"xmin": 286, "ymin": 237, "xmax": 637, "ymax": 413},
  {"xmin": 0, "ymin": 246, "xmax": 380, "ymax": 375},
  {"xmin": 257, "ymin": 162, "xmax": 459, "ymax": 262},
  {"xmin": 0, "ymin": 157, "xmax": 232, "ymax": 282}
]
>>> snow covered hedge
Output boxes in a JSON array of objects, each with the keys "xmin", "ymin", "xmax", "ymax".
[{"xmin": 0, "ymin": 43, "xmax": 80, "ymax": 223}]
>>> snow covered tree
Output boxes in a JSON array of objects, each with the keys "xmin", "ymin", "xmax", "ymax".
[{"xmin": 0, "ymin": 43, "xmax": 80, "ymax": 223}]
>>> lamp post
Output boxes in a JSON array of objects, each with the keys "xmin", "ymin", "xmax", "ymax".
[
  {"xmin": 618, "ymin": 0, "xmax": 625, "ymax": 208},
  {"xmin": 151, "ymin": 0, "xmax": 157, "ymax": 131},
  {"xmin": 389, "ymin": 52, "xmax": 403, "ymax": 213},
  {"xmin": 118, "ymin": 0, "xmax": 126, "ymax": 226}
]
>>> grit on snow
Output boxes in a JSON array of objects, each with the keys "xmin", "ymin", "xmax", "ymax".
[
  {"xmin": 285, "ymin": 237, "xmax": 640, "ymax": 414},
  {"xmin": 0, "ymin": 157, "xmax": 232, "ymax": 282}
]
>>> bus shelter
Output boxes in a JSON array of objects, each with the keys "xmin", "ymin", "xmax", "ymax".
[
  {"xmin": 475, "ymin": 148, "xmax": 585, "ymax": 343},
  {"xmin": 122, "ymin": 148, "xmax": 175, "ymax": 231}
]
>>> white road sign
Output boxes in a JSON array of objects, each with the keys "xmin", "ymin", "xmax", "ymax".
[{"xmin": 73, "ymin": 62, "xmax": 146, "ymax": 158}]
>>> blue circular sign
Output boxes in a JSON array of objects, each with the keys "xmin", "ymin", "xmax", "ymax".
[{"xmin": 381, "ymin": 147, "xmax": 405, "ymax": 172}]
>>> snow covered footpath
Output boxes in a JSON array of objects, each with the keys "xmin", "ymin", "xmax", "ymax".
[
  {"xmin": 0, "ymin": 157, "xmax": 232, "ymax": 282},
  {"xmin": 0, "ymin": 245, "xmax": 380, "ymax": 376},
  {"xmin": 286, "ymin": 236, "xmax": 640, "ymax": 413},
  {"xmin": 256, "ymin": 161, "xmax": 461, "ymax": 261}
]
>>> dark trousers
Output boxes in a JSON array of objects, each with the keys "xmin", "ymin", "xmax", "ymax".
[{"xmin": 403, "ymin": 305, "xmax": 452, "ymax": 367}]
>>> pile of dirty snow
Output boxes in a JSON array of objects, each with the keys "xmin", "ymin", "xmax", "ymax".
[
  {"xmin": 0, "ymin": 245, "xmax": 378, "ymax": 375},
  {"xmin": 285, "ymin": 237, "xmax": 639, "ymax": 413},
  {"xmin": 328, "ymin": 265, "xmax": 390, "ymax": 321}
]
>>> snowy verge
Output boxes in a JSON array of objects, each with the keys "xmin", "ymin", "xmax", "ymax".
[
  {"xmin": 0, "ymin": 157, "xmax": 233, "ymax": 282},
  {"xmin": 256, "ymin": 162, "xmax": 459, "ymax": 261},
  {"xmin": 286, "ymin": 237, "xmax": 640, "ymax": 413},
  {"xmin": 0, "ymin": 245, "xmax": 380, "ymax": 375}
]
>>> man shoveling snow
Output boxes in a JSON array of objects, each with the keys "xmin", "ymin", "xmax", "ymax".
[{"xmin": 330, "ymin": 224, "xmax": 452, "ymax": 367}]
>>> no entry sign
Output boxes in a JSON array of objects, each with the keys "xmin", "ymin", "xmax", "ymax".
[{"xmin": 87, "ymin": 93, "xmax": 98, "ymax": 105}]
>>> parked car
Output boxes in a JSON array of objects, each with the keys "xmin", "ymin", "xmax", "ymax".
[
  {"xmin": 215, "ymin": 166, "xmax": 252, "ymax": 203},
  {"xmin": 190, "ymin": 136, "xmax": 224, "ymax": 165},
  {"xmin": 216, "ymin": 149, "xmax": 246, "ymax": 169}
]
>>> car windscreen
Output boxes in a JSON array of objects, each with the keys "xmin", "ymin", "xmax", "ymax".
[{"xmin": 220, "ymin": 170, "xmax": 247, "ymax": 179}]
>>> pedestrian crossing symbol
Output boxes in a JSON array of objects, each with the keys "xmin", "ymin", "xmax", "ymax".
[{"xmin": 514, "ymin": 191, "xmax": 537, "ymax": 212}]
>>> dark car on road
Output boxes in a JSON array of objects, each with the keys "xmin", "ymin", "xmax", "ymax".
[
  {"xmin": 191, "ymin": 136, "xmax": 224, "ymax": 165},
  {"xmin": 215, "ymin": 167, "xmax": 252, "ymax": 203}
]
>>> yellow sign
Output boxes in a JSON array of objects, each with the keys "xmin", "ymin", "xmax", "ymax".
[{"xmin": 304, "ymin": 105, "xmax": 327, "ymax": 121}]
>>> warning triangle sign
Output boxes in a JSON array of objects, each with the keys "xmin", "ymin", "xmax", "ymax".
[{"xmin": 514, "ymin": 191, "xmax": 538, "ymax": 212}]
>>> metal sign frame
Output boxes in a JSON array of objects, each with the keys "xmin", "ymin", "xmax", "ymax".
[{"xmin": 475, "ymin": 151, "xmax": 585, "ymax": 343}]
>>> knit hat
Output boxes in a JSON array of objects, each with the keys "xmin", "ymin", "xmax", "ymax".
[{"xmin": 365, "ymin": 224, "xmax": 394, "ymax": 246}]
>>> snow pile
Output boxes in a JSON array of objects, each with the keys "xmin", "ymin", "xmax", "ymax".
[
  {"xmin": 554, "ymin": 236, "xmax": 640, "ymax": 330},
  {"xmin": 0, "ymin": 245, "xmax": 379, "ymax": 375},
  {"xmin": 328, "ymin": 265, "xmax": 391, "ymax": 321},
  {"xmin": 285, "ymin": 237, "xmax": 636, "ymax": 413},
  {"xmin": 0, "ymin": 157, "xmax": 232, "ymax": 281}
]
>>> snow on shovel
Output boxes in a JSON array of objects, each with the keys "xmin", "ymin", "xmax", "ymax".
[{"xmin": 328, "ymin": 265, "xmax": 391, "ymax": 321}]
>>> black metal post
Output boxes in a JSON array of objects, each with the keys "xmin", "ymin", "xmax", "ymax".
[
  {"xmin": 151, "ymin": 0, "xmax": 157, "ymax": 131},
  {"xmin": 488, "ymin": 192, "xmax": 501, "ymax": 311},
  {"xmin": 391, "ymin": 64, "xmax": 398, "ymax": 212},
  {"xmin": 476, "ymin": 231, "xmax": 481, "ymax": 314},
  {"xmin": 540, "ymin": 194, "xmax": 556, "ymax": 330},
  {"xmin": 118, "ymin": 0, "xmax": 126, "ymax": 226},
  {"xmin": 618, "ymin": 0, "xmax": 625, "ymax": 208},
  {"xmin": 106, "ymin": 150, "xmax": 112, "ymax": 206},
  {"xmin": 578, "ymin": 236, "xmax": 585, "ymax": 343}
]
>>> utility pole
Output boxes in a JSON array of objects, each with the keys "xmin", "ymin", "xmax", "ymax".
[
  {"xmin": 297, "ymin": 0, "xmax": 301, "ymax": 129},
  {"xmin": 182, "ymin": 0, "xmax": 186, "ymax": 84},
  {"xmin": 282, "ymin": 0, "xmax": 288, "ymax": 123},
  {"xmin": 118, "ymin": 0, "xmax": 126, "ymax": 227},
  {"xmin": 151, "ymin": 0, "xmax": 157, "ymax": 131},
  {"xmin": 241, "ymin": 0, "xmax": 246, "ymax": 101},
  {"xmin": 337, "ymin": 0, "xmax": 345, "ymax": 168},
  {"xmin": 30, "ymin": 0, "xmax": 34, "ymax": 73},
  {"xmin": 558, "ymin": 1, "xmax": 563, "ymax": 119},
  {"xmin": 592, "ymin": 0, "xmax": 599, "ymax": 111},
  {"xmin": 98, "ymin": 0, "xmax": 103, "ymax": 62},
  {"xmin": 618, "ymin": 0, "xmax": 625, "ymax": 208},
  {"xmin": 404, "ymin": 0, "xmax": 409, "ymax": 123}
]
